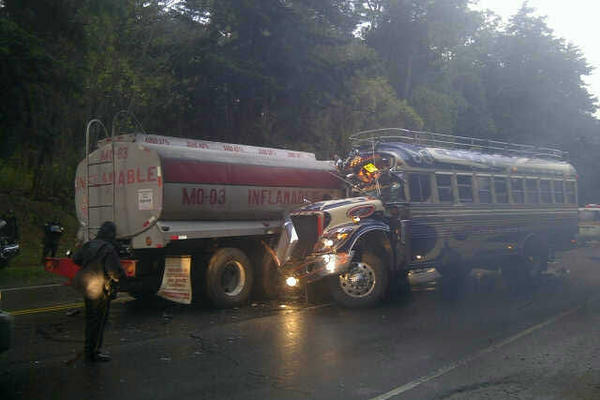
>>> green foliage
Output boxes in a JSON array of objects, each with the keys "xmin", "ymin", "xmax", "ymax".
[
  {"xmin": 0, "ymin": 160, "xmax": 33, "ymax": 193},
  {"xmin": 0, "ymin": 0, "xmax": 599, "ymax": 204},
  {"xmin": 411, "ymin": 86, "xmax": 464, "ymax": 133}
]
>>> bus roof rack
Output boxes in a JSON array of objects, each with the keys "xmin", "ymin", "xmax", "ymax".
[{"xmin": 350, "ymin": 128, "xmax": 568, "ymax": 161}]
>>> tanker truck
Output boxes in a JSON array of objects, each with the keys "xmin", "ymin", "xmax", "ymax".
[{"xmin": 45, "ymin": 119, "xmax": 342, "ymax": 307}]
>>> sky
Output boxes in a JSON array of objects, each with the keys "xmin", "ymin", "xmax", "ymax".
[{"xmin": 472, "ymin": 0, "xmax": 600, "ymax": 115}]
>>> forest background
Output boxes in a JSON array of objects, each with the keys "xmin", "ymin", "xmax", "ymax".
[{"xmin": 1, "ymin": 0, "xmax": 599, "ymax": 208}]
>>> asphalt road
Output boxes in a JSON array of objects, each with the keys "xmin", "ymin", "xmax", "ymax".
[{"xmin": 0, "ymin": 245, "xmax": 599, "ymax": 400}]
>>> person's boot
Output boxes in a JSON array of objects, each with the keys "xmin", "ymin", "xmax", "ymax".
[
  {"xmin": 85, "ymin": 351, "xmax": 111, "ymax": 363},
  {"xmin": 93, "ymin": 352, "xmax": 111, "ymax": 362}
]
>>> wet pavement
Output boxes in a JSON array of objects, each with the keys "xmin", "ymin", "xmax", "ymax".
[{"xmin": 0, "ymin": 245, "xmax": 599, "ymax": 399}]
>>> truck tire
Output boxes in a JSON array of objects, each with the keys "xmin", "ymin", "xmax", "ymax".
[
  {"xmin": 206, "ymin": 248, "xmax": 254, "ymax": 308},
  {"xmin": 328, "ymin": 250, "xmax": 388, "ymax": 308}
]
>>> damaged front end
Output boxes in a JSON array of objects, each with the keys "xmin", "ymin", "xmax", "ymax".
[{"xmin": 275, "ymin": 197, "xmax": 384, "ymax": 287}]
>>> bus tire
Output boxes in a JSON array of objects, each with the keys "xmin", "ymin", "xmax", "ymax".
[
  {"xmin": 329, "ymin": 250, "xmax": 388, "ymax": 308},
  {"xmin": 521, "ymin": 240, "xmax": 548, "ymax": 282},
  {"xmin": 254, "ymin": 254, "xmax": 282, "ymax": 300},
  {"xmin": 206, "ymin": 248, "xmax": 253, "ymax": 308}
]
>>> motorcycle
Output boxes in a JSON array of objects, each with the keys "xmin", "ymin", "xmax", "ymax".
[{"xmin": 0, "ymin": 219, "xmax": 20, "ymax": 268}]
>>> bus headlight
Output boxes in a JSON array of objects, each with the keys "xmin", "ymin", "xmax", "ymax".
[{"xmin": 286, "ymin": 276, "xmax": 298, "ymax": 287}]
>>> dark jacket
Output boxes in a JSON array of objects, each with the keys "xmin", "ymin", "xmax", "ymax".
[
  {"xmin": 73, "ymin": 239, "xmax": 124, "ymax": 281},
  {"xmin": 72, "ymin": 239, "xmax": 124, "ymax": 299}
]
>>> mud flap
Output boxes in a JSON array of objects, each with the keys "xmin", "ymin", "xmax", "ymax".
[{"xmin": 157, "ymin": 256, "xmax": 192, "ymax": 304}]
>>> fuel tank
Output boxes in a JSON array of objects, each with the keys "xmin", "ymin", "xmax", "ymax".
[{"xmin": 75, "ymin": 134, "xmax": 342, "ymax": 239}]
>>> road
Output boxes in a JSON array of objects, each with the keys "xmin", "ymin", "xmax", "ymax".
[{"xmin": 1, "ymin": 245, "xmax": 599, "ymax": 400}]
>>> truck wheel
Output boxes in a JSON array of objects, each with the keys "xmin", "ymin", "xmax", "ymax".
[
  {"xmin": 329, "ymin": 251, "xmax": 388, "ymax": 308},
  {"xmin": 206, "ymin": 248, "xmax": 253, "ymax": 308}
]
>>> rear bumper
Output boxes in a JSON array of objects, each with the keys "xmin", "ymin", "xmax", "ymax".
[
  {"xmin": 280, "ymin": 251, "xmax": 354, "ymax": 284},
  {"xmin": 44, "ymin": 258, "xmax": 137, "ymax": 280}
]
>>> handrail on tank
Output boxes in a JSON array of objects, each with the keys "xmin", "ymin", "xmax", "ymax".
[
  {"xmin": 349, "ymin": 128, "xmax": 568, "ymax": 160},
  {"xmin": 84, "ymin": 119, "xmax": 113, "ymax": 241}
]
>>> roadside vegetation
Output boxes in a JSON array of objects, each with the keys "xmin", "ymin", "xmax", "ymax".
[
  {"xmin": 0, "ymin": 193, "xmax": 77, "ymax": 287},
  {"xmin": 1, "ymin": 1, "xmax": 599, "ymax": 285}
]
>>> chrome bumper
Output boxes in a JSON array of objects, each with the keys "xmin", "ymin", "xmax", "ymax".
[{"xmin": 280, "ymin": 251, "xmax": 354, "ymax": 284}]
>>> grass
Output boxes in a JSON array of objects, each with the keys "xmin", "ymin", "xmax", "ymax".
[{"xmin": 0, "ymin": 265, "xmax": 64, "ymax": 288}]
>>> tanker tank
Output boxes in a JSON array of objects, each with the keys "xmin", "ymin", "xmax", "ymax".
[{"xmin": 75, "ymin": 134, "xmax": 342, "ymax": 243}]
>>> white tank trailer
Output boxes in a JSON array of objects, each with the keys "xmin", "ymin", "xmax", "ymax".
[{"xmin": 75, "ymin": 133, "xmax": 342, "ymax": 307}]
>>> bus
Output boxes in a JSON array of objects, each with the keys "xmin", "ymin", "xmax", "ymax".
[
  {"xmin": 275, "ymin": 129, "xmax": 579, "ymax": 307},
  {"xmin": 578, "ymin": 204, "xmax": 600, "ymax": 243}
]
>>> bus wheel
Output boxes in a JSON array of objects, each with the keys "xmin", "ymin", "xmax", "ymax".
[
  {"xmin": 253, "ymin": 253, "xmax": 282, "ymax": 300},
  {"xmin": 206, "ymin": 248, "xmax": 254, "ymax": 308},
  {"xmin": 329, "ymin": 251, "xmax": 388, "ymax": 308},
  {"xmin": 522, "ymin": 243, "xmax": 548, "ymax": 281}
]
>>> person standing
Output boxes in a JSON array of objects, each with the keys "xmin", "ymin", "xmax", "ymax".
[
  {"xmin": 42, "ymin": 219, "xmax": 64, "ymax": 262},
  {"xmin": 72, "ymin": 221, "xmax": 124, "ymax": 363},
  {"xmin": 1, "ymin": 210, "xmax": 18, "ymax": 242}
]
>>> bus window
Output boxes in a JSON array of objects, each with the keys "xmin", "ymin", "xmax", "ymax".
[
  {"xmin": 553, "ymin": 180, "xmax": 565, "ymax": 203},
  {"xmin": 565, "ymin": 181, "xmax": 576, "ymax": 204},
  {"xmin": 457, "ymin": 175, "xmax": 473, "ymax": 203},
  {"xmin": 409, "ymin": 173, "xmax": 432, "ymax": 202},
  {"xmin": 526, "ymin": 179, "xmax": 539, "ymax": 204},
  {"xmin": 477, "ymin": 176, "xmax": 492, "ymax": 204},
  {"xmin": 511, "ymin": 178, "xmax": 524, "ymax": 204},
  {"xmin": 436, "ymin": 174, "xmax": 454, "ymax": 203},
  {"xmin": 540, "ymin": 180, "xmax": 552, "ymax": 203},
  {"xmin": 379, "ymin": 171, "xmax": 406, "ymax": 202},
  {"xmin": 494, "ymin": 177, "xmax": 508, "ymax": 203}
]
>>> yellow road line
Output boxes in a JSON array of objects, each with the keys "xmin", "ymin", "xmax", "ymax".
[
  {"xmin": 10, "ymin": 302, "xmax": 84, "ymax": 316},
  {"xmin": 8, "ymin": 297, "xmax": 131, "ymax": 316}
]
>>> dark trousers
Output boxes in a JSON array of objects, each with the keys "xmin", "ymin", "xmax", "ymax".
[
  {"xmin": 84, "ymin": 294, "xmax": 111, "ymax": 358},
  {"xmin": 41, "ymin": 243, "xmax": 58, "ymax": 262}
]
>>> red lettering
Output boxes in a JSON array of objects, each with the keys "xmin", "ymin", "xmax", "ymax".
[
  {"xmin": 127, "ymin": 169, "xmax": 135, "ymax": 184},
  {"xmin": 118, "ymin": 171, "xmax": 125, "ymax": 186},
  {"xmin": 100, "ymin": 149, "xmax": 112, "ymax": 162},
  {"xmin": 137, "ymin": 168, "xmax": 145, "ymax": 183},
  {"xmin": 249, "ymin": 190, "xmax": 259, "ymax": 205},
  {"xmin": 182, "ymin": 188, "xmax": 205, "ymax": 205},
  {"xmin": 276, "ymin": 191, "xmax": 282, "ymax": 204},
  {"xmin": 261, "ymin": 190, "xmax": 268, "ymax": 205},
  {"xmin": 117, "ymin": 147, "xmax": 128, "ymax": 159},
  {"xmin": 147, "ymin": 166, "xmax": 157, "ymax": 182},
  {"xmin": 283, "ymin": 191, "xmax": 290, "ymax": 204},
  {"xmin": 183, "ymin": 188, "xmax": 193, "ymax": 205}
]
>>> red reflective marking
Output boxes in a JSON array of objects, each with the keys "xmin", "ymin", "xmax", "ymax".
[
  {"xmin": 169, "ymin": 235, "xmax": 179, "ymax": 240},
  {"xmin": 317, "ymin": 213, "xmax": 324, "ymax": 237},
  {"xmin": 163, "ymin": 160, "xmax": 340, "ymax": 189}
]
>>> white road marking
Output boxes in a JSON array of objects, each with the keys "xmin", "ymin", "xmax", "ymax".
[
  {"xmin": 367, "ymin": 304, "xmax": 583, "ymax": 400},
  {"xmin": 0, "ymin": 283, "xmax": 63, "ymax": 292}
]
